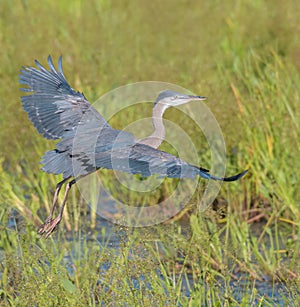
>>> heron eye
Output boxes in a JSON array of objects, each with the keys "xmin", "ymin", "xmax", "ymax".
[{"xmin": 171, "ymin": 96, "xmax": 178, "ymax": 100}]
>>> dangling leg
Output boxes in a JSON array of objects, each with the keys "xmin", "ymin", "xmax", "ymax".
[
  {"xmin": 39, "ymin": 177, "xmax": 71, "ymax": 227},
  {"xmin": 39, "ymin": 175, "xmax": 87, "ymax": 238},
  {"xmin": 38, "ymin": 177, "xmax": 71, "ymax": 235}
]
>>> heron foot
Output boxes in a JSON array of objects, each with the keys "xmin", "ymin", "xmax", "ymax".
[{"xmin": 38, "ymin": 215, "xmax": 62, "ymax": 238}]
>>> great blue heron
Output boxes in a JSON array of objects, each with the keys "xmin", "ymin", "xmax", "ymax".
[{"xmin": 20, "ymin": 56, "xmax": 248, "ymax": 237}]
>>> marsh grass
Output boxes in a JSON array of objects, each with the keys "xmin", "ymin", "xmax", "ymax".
[{"xmin": 1, "ymin": 0, "xmax": 300, "ymax": 305}]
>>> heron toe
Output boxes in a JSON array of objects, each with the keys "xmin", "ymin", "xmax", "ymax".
[{"xmin": 38, "ymin": 216, "xmax": 62, "ymax": 237}]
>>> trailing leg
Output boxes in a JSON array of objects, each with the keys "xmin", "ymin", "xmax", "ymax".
[
  {"xmin": 39, "ymin": 175, "xmax": 86, "ymax": 237},
  {"xmin": 38, "ymin": 177, "xmax": 70, "ymax": 236}
]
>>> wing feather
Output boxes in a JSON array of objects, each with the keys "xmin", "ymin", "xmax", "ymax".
[{"xmin": 20, "ymin": 55, "xmax": 108, "ymax": 140}]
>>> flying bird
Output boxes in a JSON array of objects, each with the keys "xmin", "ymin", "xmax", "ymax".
[{"xmin": 20, "ymin": 56, "xmax": 248, "ymax": 237}]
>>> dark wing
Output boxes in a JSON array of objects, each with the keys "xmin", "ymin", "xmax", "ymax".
[
  {"xmin": 41, "ymin": 134, "xmax": 247, "ymax": 181},
  {"xmin": 94, "ymin": 143, "xmax": 248, "ymax": 181},
  {"xmin": 19, "ymin": 55, "xmax": 108, "ymax": 140}
]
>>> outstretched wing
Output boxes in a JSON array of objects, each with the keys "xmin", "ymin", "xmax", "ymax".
[
  {"xmin": 94, "ymin": 143, "xmax": 248, "ymax": 181},
  {"xmin": 19, "ymin": 55, "xmax": 108, "ymax": 140},
  {"xmin": 127, "ymin": 144, "xmax": 248, "ymax": 181}
]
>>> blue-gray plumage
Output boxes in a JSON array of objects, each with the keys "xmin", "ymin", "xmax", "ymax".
[{"xmin": 20, "ymin": 56, "xmax": 248, "ymax": 237}]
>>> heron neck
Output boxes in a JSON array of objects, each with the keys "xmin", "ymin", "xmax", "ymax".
[{"xmin": 138, "ymin": 102, "xmax": 167, "ymax": 148}]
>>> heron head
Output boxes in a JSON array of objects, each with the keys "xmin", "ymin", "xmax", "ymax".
[{"xmin": 155, "ymin": 90, "xmax": 206, "ymax": 109}]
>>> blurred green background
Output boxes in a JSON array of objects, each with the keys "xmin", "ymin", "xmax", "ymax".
[{"xmin": 0, "ymin": 0, "xmax": 299, "ymax": 305}]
